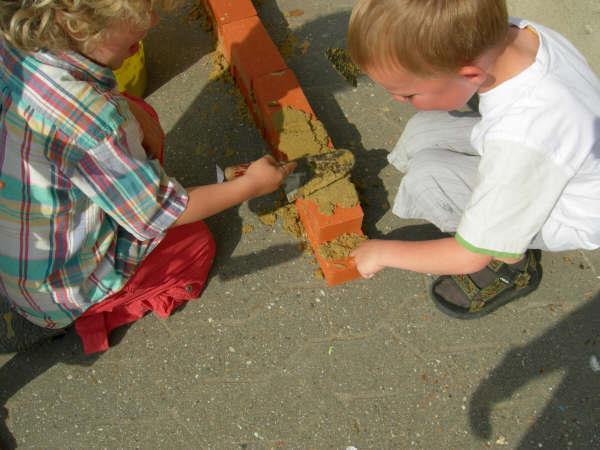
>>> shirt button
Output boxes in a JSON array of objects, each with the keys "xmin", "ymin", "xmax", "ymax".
[{"xmin": 185, "ymin": 284, "xmax": 194, "ymax": 294}]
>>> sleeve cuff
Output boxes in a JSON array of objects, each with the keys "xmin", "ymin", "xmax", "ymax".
[{"xmin": 455, "ymin": 233, "xmax": 524, "ymax": 259}]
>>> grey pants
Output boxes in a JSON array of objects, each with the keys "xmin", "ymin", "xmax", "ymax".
[{"xmin": 388, "ymin": 111, "xmax": 546, "ymax": 249}]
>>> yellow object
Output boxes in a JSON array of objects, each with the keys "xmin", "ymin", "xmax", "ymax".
[
  {"xmin": 3, "ymin": 312, "xmax": 15, "ymax": 339},
  {"xmin": 113, "ymin": 41, "xmax": 147, "ymax": 97}
]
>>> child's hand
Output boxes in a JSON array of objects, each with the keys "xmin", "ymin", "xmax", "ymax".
[
  {"xmin": 174, "ymin": 155, "xmax": 295, "ymax": 226},
  {"xmin": 351, "ymin": 240, "xmax": 386, "ymax": 279},
  {"xmin": 241, "ymin": 155, "xmax": 296, "ymax": 197}
]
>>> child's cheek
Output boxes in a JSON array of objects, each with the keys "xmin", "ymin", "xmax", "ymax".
[{"xmin": 410, "ymin": 97, "xmax": 426, "ymax": 110}]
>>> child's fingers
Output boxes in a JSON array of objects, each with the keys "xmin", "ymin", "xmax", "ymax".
[
  {"xmin": 279, "ymin": 161, "xmax": 297, "ymax": 176},
  {"xmin": 354, "ymin": 258, "xmax": 376, "ymax": 278},
  {"xmin": 351, "ymin": 245, "xmax": 378, "ymax": 279},
  {"xmin": 262, "ymin": 156, "xmax": 296, "ymax": 178}
]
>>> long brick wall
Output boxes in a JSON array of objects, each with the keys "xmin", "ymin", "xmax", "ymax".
[{"xmin": 202, "ymin": 0, "xmax": 365, "ymax": 285}]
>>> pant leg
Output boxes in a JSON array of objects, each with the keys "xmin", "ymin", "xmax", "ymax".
[
  {"xmin": 388, "ymin": 112, "xmax": 551, "ymax": 248},
  {"xmin": 388, "ymin": 111, "xmax": 481, "ymax": 232},
  {"xmin": 393, "ymin": 148, "xmax": 551, "ymax": 249},
  {"xmin": 388, "ymin": 110, "xmax": 480, "ymax": 173},
  {"xmin": 393, "ymin": 148, "xmax": 480, "ymax": 232},
  {"xmin": 75, "ymin": 221, "xmax": 216, "ymax": 354}
]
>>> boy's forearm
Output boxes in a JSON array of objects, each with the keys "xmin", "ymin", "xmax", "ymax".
[
  {"xmin": 376, "ymin": 237, "xmax": 491, "ymax": 275},
  {"xmin": 173, "ymin": 177, "xmax": 257, "ymax": 226}
]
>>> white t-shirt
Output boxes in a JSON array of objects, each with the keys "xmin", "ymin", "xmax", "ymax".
[{"xmin": 457, "ymin": 18, "xmax": 600, "ymax": 256}]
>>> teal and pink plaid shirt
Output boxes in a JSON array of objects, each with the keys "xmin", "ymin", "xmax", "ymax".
[{"xmin": 0, "ymin": 40, "xmax": 188, "ymax": 329}]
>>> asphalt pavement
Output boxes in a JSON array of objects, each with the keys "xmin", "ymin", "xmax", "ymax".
[{"xmin": 1, "ymin": 0, "xmax": 599, "ymax": 448}]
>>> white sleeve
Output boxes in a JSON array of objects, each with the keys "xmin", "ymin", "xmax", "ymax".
[{"xmin": 456, "ymin": 140, "xmax": 569, "ymax": 257}]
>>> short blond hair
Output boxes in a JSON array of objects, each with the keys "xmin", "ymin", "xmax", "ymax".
[
  {"xmin": 0, "ymin": 0, "xmax": 182, "ymax": 53},
  {"xmin": 348, "ymin": 0, "xmax": 509, "ymax": 76}
]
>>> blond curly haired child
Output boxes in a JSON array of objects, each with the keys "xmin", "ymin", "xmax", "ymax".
[{"xmin": 0, "ymin": 0, "xmax": 294, "ymax": 352}]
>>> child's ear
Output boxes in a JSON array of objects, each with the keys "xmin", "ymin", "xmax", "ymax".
[{"xmin": 458, "ymin": 65, "xmax": 487, "ymax": 86}]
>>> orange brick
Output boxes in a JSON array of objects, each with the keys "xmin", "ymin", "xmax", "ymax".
[
  {"xmin": 296, "ymin": 198, "xmax": 364, "ymax": 244},
  {"xmin": 252, "ymin": 69, "xmax": 315, "ymax": 156},
  {"xmin": 253, "ymin": 70, "xmax": 314, "ymax": 115},
  {"xmin": 220, "ymin": 17, "xmax": 287, "ymax": 91},
  {"xmin": 203, "ymin": 3, "xmax": 365, "ymax": 286},
  {"xmin": 297, "ymin": 202, "xmax": 362, "ymax": 285},
  {"xmin": 316, "ymin": 253, "xmax": 361, "ymax": 286},
  {"xmin": 202, "ymin": 0, "xmax": 257, "ymax": 36}
]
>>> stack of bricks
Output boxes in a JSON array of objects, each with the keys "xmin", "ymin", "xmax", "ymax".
[{"xmin": 201, "ymin": 0, "xmax": 365, "ymax": 285}]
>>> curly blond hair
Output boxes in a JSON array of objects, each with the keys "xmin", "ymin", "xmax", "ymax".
[
  {"xmin": 0, "ymin": 0, "xmax": 182, "ymax": 53},
  {"xmin": 348, "ymin": 0, "xmax": 509, "ymax": 76}
]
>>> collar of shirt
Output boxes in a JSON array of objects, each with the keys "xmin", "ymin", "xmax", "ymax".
[{"xmin": 31, "ymin": 46, "xmax": 117, "ymax": 90}]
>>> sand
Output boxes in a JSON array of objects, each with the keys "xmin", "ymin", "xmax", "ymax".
[
  {"xmin": 306, "ymin": 176, "xmax": 360, "ymax": 215},
  {"xmin": 273, "ymin": 106, "xmax": 330, "ymax": 160},
  {"xmin": 325, "ymin": 47, "xmax": 361, "ymax": 87},
  {"xmin": 295, "ymin": 149, "xmax": 355, "ymax": 199},
  {"xmin": 318, "ymin": 233, "xmax": 367, "ymax": 260}
]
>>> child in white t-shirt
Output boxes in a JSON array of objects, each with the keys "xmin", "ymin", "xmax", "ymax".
[{"xmin": 347, "ymin": 0, "xmax": 600, "ymax": 318}]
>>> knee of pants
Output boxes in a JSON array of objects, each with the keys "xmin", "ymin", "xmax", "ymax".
[
  {"xmin": 402, "ymin": 111, "xmax": 436, "ymax": 137},
  {"xmin": 403, "ymin": 148, "xmax": 453, "ymax": 187},
  {"xmin": 398, "ymin": 111, "xmax": 451, "ymax": 148},
  {"xmin": 395, "ymin": 111, "xmax": 479, "ymax": 163},
  {"xmin": 396, "ymin": 152, "xmax": 469, "ymax": 230},
  {"xmin": 398, "ymin": 165, "xmax": 442, "ymax": 203},
  {"xmin": 395, "ymin": 112, "xmax": 435, "ymax": 157},
  {"xmin": 188, "ymin": 220, "xmax": 217, "ymax": 270}
]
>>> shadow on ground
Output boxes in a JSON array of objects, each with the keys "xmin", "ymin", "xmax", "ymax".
[
  {"xmin": 161, "ymin": 1, "xmax": 392, "ymax": 267},
  {"xmin": 3, "ymin": 290, "xmax": 598, "ymax": 448},
  {"xmin": 252, "ymin": 3, "xmax": 392, "ymax": 236},
  {"xmin": 0, "ymin": 331, "xmax": 99, "ymax": 448},
  {"xmin": 468, "ymin": 292, "xmax": 600, "ymax": 448},
  {"xmin": 3, "ymin": 2, "xmax": 597, "ymax": 448}
]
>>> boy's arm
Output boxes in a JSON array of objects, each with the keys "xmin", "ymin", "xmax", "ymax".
[
  {"xmin": 351, "ymin": 237, "xmax": 492, "ymax": 278},
  {"xmin": 122, "ymin": 96, "xmax": 294, "ymax": 227},
  {"xmin": 173, "ymin": 155, "xmax": 294, "ymax": 226}
]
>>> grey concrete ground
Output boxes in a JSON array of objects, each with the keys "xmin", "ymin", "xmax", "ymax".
[{"xmin": 1, "ymin": 0, "xmax": 600, "ymax": 448}]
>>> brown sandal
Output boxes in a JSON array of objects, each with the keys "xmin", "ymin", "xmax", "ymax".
[{"xmin": 430, "ymin": 250, "xmax": 542, "ymax": 319}]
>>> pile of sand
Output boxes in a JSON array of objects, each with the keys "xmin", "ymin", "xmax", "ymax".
[
  {"xmin": 318, "ymin": 233, "xmax": 367, "ymax": 260},
  {"xmin": 273, "ymin": 106, "xmax": 329, "ymax": 160},
  {"xmin": 305, "ymin": 176, "xmax": 360, "ymax": 215},
  {"xmin": 258, "ymin": 105, "xmax": 366, "ymax": 263}
]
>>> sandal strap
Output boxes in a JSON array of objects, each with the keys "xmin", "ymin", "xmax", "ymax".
[
  {"xmin": 469, "ymin": 278, "xmax": 513, "ymax": 312},
  {"xmin": 494, "ymin": 263, "xmax": 531, "ymax": 288},
  {"xmin": 452, "ymin": 274, "xmax": 479, "ymax": 299},
  {"xmin": 451, "ymin": 251, "xmax": 537, "ymax": 313}
]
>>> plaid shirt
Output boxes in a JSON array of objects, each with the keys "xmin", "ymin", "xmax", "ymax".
[{"xmin": 0, "ymin": 40, "xmax": 188, "ymax": 328}]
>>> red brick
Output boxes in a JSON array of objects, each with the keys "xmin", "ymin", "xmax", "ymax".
[
  {"xmin": 296, "ymin": 201, "xmax": 363, "ymax": 286},
  {"xmin": 296, "ymin": 198, "xmax": 364, "ymax": 244},
  {"xmin": 253, "ymin": 69, "xmax": 315, "ymax": 155},
  {"xmin": 221, "ymin": 16, "xmax": 287, "ymax": 75},
  {"xmin": 202, "ymin": 3, "xmax": 365, "ymax": 286},
  {"xmin": 202, "ymin": 0, "xmax": 257, "ymax": 37},
  {"xmin": 317, "ymin": 253, "xmax": 361, "ymax": 286}
]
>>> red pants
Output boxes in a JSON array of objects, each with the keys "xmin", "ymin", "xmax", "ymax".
[
  {"xmin": 75, "ymin": 221, "xmax": 216, "ymax": 354},
  {"xmin": 74, "ymin": 94, "xmax": 215, "ymax": 354}
]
